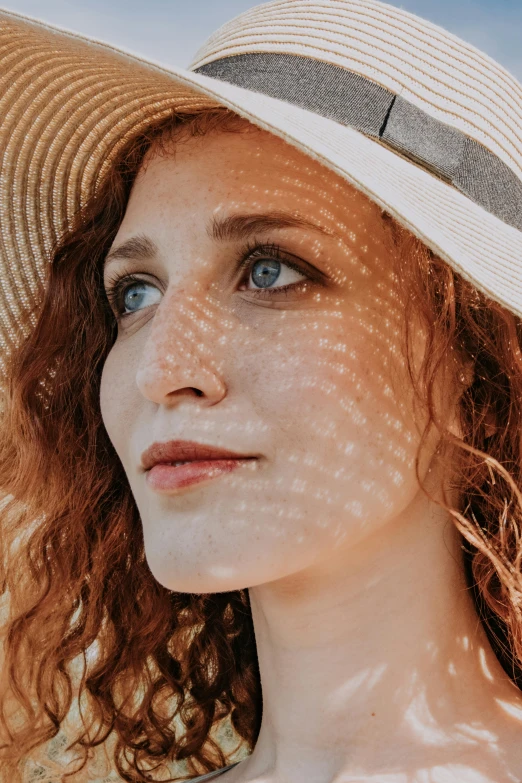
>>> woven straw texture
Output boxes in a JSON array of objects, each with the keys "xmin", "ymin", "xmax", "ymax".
[
  {"xmin": 1, "ymin": 0, "xmax": 522, "ymax": 399},
  {"xmin": 1, "ymin": 0, "xmax": 522, "ymax": 778},
  {"xmin": 191, "ymin": 0, "xmax": 522, "ymax": 178}
]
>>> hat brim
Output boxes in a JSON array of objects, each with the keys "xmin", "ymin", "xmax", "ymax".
[{"xmin": 1, "ymin": 4, "xmax": 521, "ymax": 367}]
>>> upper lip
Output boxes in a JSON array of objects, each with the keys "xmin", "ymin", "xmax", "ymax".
[{"xmin": 140, "ymin": 440, "xmax": 256, "ymax": 471}]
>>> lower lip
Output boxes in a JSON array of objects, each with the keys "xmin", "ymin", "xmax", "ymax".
[{"xmin": 145, "ymin": 459, "xmax": 255, "ymax": 492}]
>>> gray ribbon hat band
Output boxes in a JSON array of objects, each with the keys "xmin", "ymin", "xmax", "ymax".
[{"xmin": 195, "ymin": 53, "xmax": 522, "ymax": 232}]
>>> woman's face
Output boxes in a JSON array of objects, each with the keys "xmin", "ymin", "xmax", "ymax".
[{"xmin": 100, "ymin": 123, "xmax": 455, "ymax": 593}]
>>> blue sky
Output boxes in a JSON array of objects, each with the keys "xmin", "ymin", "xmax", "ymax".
[{"xmin": 2, "ymin": 0, "xmax": 521, "ymax": 81}]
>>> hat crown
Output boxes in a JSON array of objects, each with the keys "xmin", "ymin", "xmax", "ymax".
[{"xmin": 189, "ymin": 0, "xmax": 522, "ymax": 181}]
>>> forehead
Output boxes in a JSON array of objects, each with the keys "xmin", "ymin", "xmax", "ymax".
[
  {"xmin": 109, "ymin": 126, "xmax": 399, "ymax": 291},
  {"xmin": 132, "ymin": 126, "xmax": 381, "ymax": 229},
  {"xmin": 107, "ymin": 125, "xmax": 404, "ymax": 316}
]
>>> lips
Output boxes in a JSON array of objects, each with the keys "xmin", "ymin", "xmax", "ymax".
[
  {"xmin": 145, "ymin": 459, "xmax": 255, "ymax": 492},
  {"xmin": 140, "ymin": 439, "xmax": 256, "ymax": 472}
]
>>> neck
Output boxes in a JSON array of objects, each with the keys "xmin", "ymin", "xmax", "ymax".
[{"xmin": 242, "ymin": 480, "xmax": 522, "ymax": 781}]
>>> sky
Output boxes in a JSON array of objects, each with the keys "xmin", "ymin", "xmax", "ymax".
[{"xmin": 1, "ymin": 0, "xmax": 521, "ymax": 82}]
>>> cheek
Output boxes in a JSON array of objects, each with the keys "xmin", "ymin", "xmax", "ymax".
[
  {"xmin": 99, "ymin": 345, "xmax": 140, "ymax": 459},
  {"xmin": 241, "ymin": 307, "xmax": 424, "ymax": 548},
  {"xmin": 97, "ymin": 296, "xmax": 430, "ymax": 590},
  {"xmin": 99, "ymin": 353, "xmax": 115, "ymax": 437}
]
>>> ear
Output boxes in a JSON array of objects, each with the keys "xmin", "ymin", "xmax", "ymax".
[
  {"xmin": 446, "ymin": 359, "xmax": 474, "ymax": 440},
  {"xmin": 457, "ymin": 361, "xmax": 474, "ymax": 390},
  {"xmin": 455, "ymin": 362, "xmax": 497, "ymax": 440},
  {"xmin": 483, "ymin": 409, "xmax": 497, "ymax": 439}
]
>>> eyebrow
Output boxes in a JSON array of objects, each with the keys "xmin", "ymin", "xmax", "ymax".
[{"xmin": 103, "ymin": 211, "xmax": 335, "ymax": 270}]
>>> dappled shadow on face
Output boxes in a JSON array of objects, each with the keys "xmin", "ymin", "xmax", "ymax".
[
  {"xmin": 99, "ymin": 126, "xmax": 522, "ymax": 781},
  {"xmin": 101, "ymin": 126, "xmax": 431, "ymax": 583}
]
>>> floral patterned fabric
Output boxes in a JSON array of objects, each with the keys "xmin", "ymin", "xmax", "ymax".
[{"xmin": 21, "ymin": 703, "xmax": 246, "ymax": 783}]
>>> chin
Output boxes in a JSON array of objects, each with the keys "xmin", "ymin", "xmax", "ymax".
[{"xmin": 144, "ymin": 555, "xmax": 247, "ymax": 594}]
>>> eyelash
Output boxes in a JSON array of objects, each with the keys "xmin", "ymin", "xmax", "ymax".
[{"xmin": 104, "ymin": 241, "xmax": 316, "ymax": 319}]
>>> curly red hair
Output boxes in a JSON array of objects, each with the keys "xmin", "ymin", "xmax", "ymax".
[{"xmin": 1, "ymin": 106, "xmax": 522, "ymax": 782}]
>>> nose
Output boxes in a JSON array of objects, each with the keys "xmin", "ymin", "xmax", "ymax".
[{"xmin": 135, "ymin": 283, "xmax": 228, "ymax": 406}]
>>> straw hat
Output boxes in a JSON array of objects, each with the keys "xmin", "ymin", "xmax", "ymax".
[{"xmin": 0, "ymin": 0, "xmax": 521, "ymax": 385}]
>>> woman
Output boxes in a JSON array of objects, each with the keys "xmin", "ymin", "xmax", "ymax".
[{"xmin": 0, "ymin": 1, "xmax": 522, "ymax": 782}]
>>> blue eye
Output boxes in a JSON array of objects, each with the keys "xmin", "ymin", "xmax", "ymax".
[
  {"xmin": 104, "ymin": 242, "xmax": 315, "ymax": 320},
  {"xmin": 250, "ymin": 258, "xmax": 281, "ymax": 288},
  {"xmin": 237, "ymin": 243, "xmax": 311, "ymax": 294},
  {"xmin": 105, "ymin": 276, "xmax": 161, "ymax": 317},
  {"xmin": 122, "ymin": 281, "xmax": 155, "ymax": 311}
]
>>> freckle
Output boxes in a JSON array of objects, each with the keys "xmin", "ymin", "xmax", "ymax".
[{"xmin": 371, "ymin": 712, "xmax": 375, "ymax": 717}]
